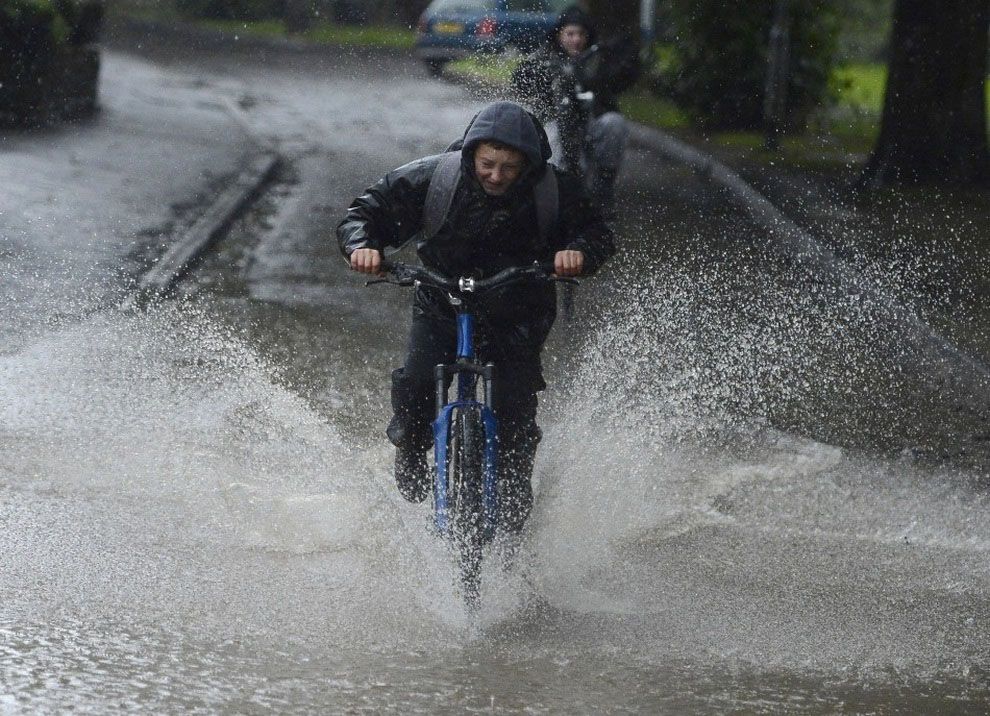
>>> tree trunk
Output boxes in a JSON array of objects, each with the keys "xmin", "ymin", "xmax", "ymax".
[
  {"xmin": 585, "ymin": 0, "xmax": 641, "ymax": 48},
  {"xmin": 861, "ymin": 0, "xmax": 990, "ymax": 187}
]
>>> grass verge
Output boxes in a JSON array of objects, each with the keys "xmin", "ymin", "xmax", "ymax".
[
  {"xmin": 197, "ymin": 18, "xmax": 415, "ymax": 49},
  {"xmin": 108, "ymin": 7, "xmax": 416, "ymax": 51}
]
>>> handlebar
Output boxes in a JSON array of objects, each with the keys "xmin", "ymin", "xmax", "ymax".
[{"xmin": 366, "ymin": 259, "xmax": 576, "ymax": 293}]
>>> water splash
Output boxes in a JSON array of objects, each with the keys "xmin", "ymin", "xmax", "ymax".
[{"xmin": 520, "ymin": 245, "xmax": 990, "ymax": 671}]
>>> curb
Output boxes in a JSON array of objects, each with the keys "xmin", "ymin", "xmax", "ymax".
[
  {"xmin": 123, "ymin": 150, "xmax": 281, "ymax": 307},
  {"xmin": 627, "ymin": 122, "xmax": 847, "ymax": 278}
]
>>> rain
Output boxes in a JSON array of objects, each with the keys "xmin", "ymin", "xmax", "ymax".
[{"xmin": 2, "ymin": 0, "xmax": 989, "ymax": 712}]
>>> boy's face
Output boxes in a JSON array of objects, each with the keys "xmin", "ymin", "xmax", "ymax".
[
  {"xmin": 474, "ymin": 143, "xmax": 526, "ymax": 196},
  {"xmin": 559, "ymin": 23, "xmax": 589, "ymax": 58}
]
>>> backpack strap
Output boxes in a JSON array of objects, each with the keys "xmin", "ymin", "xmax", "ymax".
[
  {"xmin": 422, "ymin": 152, "xmax": 461, "ymax": 241},
  {"xmin": 422, "ymin": 152, "xmax": 559, "ymax": 247},
  {"xmin": 532, "ymin": 167, "xmax": 558, "ymax": 249}
]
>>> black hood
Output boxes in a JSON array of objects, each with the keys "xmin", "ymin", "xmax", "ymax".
[
  {"xmin": 459, "ymin": 101, "xmax": 552, "ymax": 172},
  {"xmin": 552, "ymin": 5, "xmax": 598, "ymax": 47}
]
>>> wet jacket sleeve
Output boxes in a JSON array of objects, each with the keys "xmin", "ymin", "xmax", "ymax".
[
  {"xmin": 554, "ymin": 169, "xmax": 616, "ymax": 275},
  {"xmin": 336, "ymin": 156, "xmax": 438, "ymax": 259}
]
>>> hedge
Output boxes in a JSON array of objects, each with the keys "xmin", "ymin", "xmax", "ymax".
[
  {"xmin": 664, "ymin": 0, "xmax": 840, "ymax": 131},
  {"xmin": 0, "ymin": 0, "xmax": 103, "ymax": 125}
]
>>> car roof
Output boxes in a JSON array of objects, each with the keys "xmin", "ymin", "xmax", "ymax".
[{"xmin": 425, "ymin": 0, "xmax": 561, "ymax": 14}]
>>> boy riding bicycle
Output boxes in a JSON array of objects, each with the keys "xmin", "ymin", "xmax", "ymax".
[
  {"xmin": 337, "ymin": 101, "xmax": 615, "ymax": 535},
  {"xmin": 511, "ymin": 5, "xmax": 639, "ymax": 218}
]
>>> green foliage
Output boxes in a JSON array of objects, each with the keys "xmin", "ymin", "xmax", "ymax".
[
  {"xmin": 0, "ymin": 0, "xmax": 102, "ymax": 46},
  {"xmin": 304, "ymin": 22, "xmax": 415, "ymax": 48},
  {"xmin": 185, "ymin": 17, "xmax": 416, "ymax": 47},
  {"xmin": 196, "ymin": 17, "xmax": 287, "ymax": 35},
  {"xmin": 1, "ymin": 0, "xmax": 57, "ymax": 20},
  {"xmin": 662, "ymin": 0, "xmax": 841, "ymax": 131},
  {"xmin": 0, "ymin": 0, "xmax": 103, "ymax": 123},
  {"xmin": 831, "ymin": 62, "xmax": 886, "ymax": 113},
  {"xmin": 449, "ymin": 55, "xmax": 519, "ymax": 84},
  {"xmin": 828, "ymin": 62, "xmax": 989, "ymax": 141},
  {"xmin": 174, "ymin": 0, "xmax": 284, "ymax": 21},
  {"xmin": 618, "ymin": 89, "xmax": 689, "ymax": 129},
  {"xmin": 1, "ymin": 0, "xmax": 64, "ymax": 42}
]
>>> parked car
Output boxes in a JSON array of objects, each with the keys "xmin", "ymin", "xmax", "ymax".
[{"xmin": 416, "ymin": 0, "xmax": 563, "ymax": 75}]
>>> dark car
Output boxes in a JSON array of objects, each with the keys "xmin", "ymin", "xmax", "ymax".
[{"xmin": 416, "ymin": 0, "xmax": 564, "ymax": 75}]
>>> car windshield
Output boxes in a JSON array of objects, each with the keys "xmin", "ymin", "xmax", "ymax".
[
  {"xmin": 504, "ymin": 0, "xmax": 550, "ymax": 11},
  {"xmin": 429, "ymin": 0, "xmax": 495, "ymax": 12}
]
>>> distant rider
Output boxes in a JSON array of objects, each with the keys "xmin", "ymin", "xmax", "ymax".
[
  {"xmin": 337, "ymin": 101, "xmax": 615, "ymax": 535},
  {"xmin": 511, "ymin": 5, "xmax": 640, "ymax": 218}
]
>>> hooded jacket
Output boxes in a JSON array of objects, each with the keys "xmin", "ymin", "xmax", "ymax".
[
  {"xmin": 553, "ymin": 5, "xmax": 598, "ymax": 46},
  {"xmin": 336, "ymin": 102, "xmax": 614, "ymax": 345}
]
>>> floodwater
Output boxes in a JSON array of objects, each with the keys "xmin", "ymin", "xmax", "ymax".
[{"xmin": 3, "ymin": 30, "xmax": 990, "ymax": 714}]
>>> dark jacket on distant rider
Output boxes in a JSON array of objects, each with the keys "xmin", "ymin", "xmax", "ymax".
[
  {"xmin": 336, "ymin": 101, "xmax": 615, "ymax": 349},
  {"xmin": 510, "ymin": 6, "xmax": 640, "ymax": 122}
]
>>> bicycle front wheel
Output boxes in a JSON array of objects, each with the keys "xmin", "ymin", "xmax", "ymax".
[{"xmin": 446, "ymin": 405, "xmax": 487, "ymax": 606}]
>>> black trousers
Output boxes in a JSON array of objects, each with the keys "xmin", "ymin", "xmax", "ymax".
[{"xmin": 387, "ymin": 313, "xmax": 545, "ymax": 533}]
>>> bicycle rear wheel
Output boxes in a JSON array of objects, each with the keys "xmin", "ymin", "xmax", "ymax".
[{"xmin": 446, "ymin": 404, "xmax": 487, "ymax": 607}]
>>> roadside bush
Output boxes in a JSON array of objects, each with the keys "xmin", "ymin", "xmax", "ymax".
[
  {"xmin": 174, "ymin": 0, "xmax": 285, "ymax": 21},
  {"xmin": 0, "ymin": 0, "xmax": 103, "ymax": 125},
  {"xmin": 662, "ymin": 0, "xmax": 840, "ymax": 131},
  {"xmin": 54, "ymin": 0, "xmax": 105, "ymax": 44},
  {"xmin": 172, "ymin": 0, "xmax": 423, "ymax": 26}
]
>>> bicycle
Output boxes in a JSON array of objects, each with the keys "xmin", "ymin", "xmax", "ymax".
[{"xmin": 367, "ymin": 259, "xmax": 574, "ymax": 607}]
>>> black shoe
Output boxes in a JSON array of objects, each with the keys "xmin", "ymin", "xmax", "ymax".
[{"xmin": 394, "ymin": 445, "xmax": 430, "ymax": 503}]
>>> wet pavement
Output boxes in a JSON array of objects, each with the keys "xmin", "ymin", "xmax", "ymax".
[
  {"xmin": 2, "ymin": 27, "xmax": 990, "ymax": 713},
  {"xmin": 0, "ymin": 50, "xmax": 260, "ymax": 353}
]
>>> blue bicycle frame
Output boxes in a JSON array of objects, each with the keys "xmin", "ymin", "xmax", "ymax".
[
  {"xmin": 431, "ymin": 310, "xmax": 499, "ymax": 542},
  {"xmin": 368, "ymin": 259, "xmax": 560, "ymax": 553}
]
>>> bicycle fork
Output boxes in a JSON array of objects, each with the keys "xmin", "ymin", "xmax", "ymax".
[{"xmin": 432, "ymin": 312, "xmax": 499, "ymax": 541}]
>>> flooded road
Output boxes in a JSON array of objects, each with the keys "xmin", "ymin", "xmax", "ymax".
[{"xmin": 2, "ymin": 30, "xmax": 990, "ymax": 712}]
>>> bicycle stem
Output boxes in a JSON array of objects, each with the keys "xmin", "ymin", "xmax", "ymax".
[{"xmin": 456, "ymin": 313, "xmax": 473, "ymax": 361}]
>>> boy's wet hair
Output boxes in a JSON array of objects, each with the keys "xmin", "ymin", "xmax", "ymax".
[{"xmin": 477, "ymin": 140, "xmax": 528, "ymax": 163}]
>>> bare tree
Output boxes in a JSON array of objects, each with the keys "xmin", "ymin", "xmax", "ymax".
[{"xmin": 861, "ymin": 0, "xmax": 990, "ymax": 187}]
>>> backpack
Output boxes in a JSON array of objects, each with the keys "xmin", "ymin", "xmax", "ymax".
[{"xmin": 421, "ymin": 151, "xmax": 559, "ymax": 250}]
